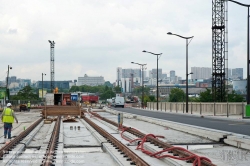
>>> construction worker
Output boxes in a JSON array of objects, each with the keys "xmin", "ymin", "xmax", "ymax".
[
  {"xmin": 27, "ymin": 101, "xmax": 31, "ymax": 112},
  {"xmin": 1, "ymin": 103, "xmax": 18, "ymax": 139}
]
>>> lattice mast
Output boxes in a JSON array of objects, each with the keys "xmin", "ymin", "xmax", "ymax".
[
  {"xmin": 212, "ymin": 0, "xmax": 227, "ymax": 102},
  {"xmin": 48, "ymin": 40, "xmax": 55, "ymax": 93}
]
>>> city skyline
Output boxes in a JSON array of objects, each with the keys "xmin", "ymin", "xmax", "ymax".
[{"xmin": 0, "ymin": 1, "xmax": 249, "ymax": 83}]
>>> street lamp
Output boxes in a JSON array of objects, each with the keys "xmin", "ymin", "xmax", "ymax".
[
  {"xmin": 167, "ymin": 32, "xmax": 194, "ymax": 113},
  {"xmin": 42, "ymin": 73, "xmax": 46, "ymax": 101},
  {"xmin": 6, "ymin": 65, "xmax": 12, "ymax": 103},
  {"xmin": 223, "ymin": 0, "xmax": 250, "ymax": 104},
  {"xmin": 131, "ymin": 62, "xmax": 147, "ymax": 108},
  {"xmin": 142, "ymin": 50, "xmax": 162, "ymax": 110}
]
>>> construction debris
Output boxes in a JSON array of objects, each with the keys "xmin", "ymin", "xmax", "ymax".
[{"xmin": 63, "ymin": 115, "xmax": 78, "ymax": 122}]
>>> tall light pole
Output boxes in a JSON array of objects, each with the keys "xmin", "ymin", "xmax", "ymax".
[
  {"xmin": 142, "ymin": 50, "xmax": 162, "ymax": 110},
  {"xmin": 6, "ymin": 65, "xmax": 12, "ymax": 103},
  {"xmin": 223, "ymin": 0, "xmax": 250, "ymax": 104},
  {"xmin": 131, "ymin": 62, "xmax": 147, "ymax": 108},
  {"xmin": 167, "ymin": 32, "xmax": 194, "ymax": 113},
  {"xmin": 42, "ymin": 73, "xmax": 46, "ymax": 101},
  {"xmin": 48, "ymin": 40, "xmax": 55, "ymax": 93}
]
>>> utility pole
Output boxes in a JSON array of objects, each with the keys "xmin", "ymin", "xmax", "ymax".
[
  {"xmin": 48, "ymin": 40, "xmax": 55, "ymax": 93},
  {"xmin": 6, "ymin": 65, "xmax": 12, "ymax": 103}
]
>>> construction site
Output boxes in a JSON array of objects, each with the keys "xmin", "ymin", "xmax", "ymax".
[
  {"xmin": 1, "ymin": 1, "xmax": 250, "ymax": 165},
  {"xmin": 0, "ymin": 101, "xmax": 249, "ymax": 166}
]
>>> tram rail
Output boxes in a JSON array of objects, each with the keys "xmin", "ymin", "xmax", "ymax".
[{"xmin": 89, "ymin": 111, "xmax": 216, "ymax": 166}]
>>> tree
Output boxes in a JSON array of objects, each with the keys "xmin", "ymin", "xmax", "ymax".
[
  {"xmin": 11, "ymin": 85, "xmax": 39, "ymax": 100},
  {"xmin": 99, "ymin": 90, "xmax": 115, "ymax": 100},
  {"xmin": 199, "ymin": 88, "xmax": 213, "ymax": 102},
  {"xmin": 227, "ymin": 90, "xmax": 245, "ymax": 102},
  {"xmin": 114, "ymin": 86, "xmax": 121, "ymax": 93},
  {"xmin": 148, "ymin": 95, "xmax": 156, "ymax": 102},
  {"xmin": 133, "ymin": 86, "xmax": 150, "ymax": 96},
  {"xmin": 169, "ymin": 88, "xmax": 185, "ymax": 102},
  {"xmin": 104, "ymin": 81, "xmax": 113, "ymax": 87}
]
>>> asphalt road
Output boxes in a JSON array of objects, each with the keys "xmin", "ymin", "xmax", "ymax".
[{"xmin": 114, "ymin": 107, "xmax": 250, "ymax": 136}]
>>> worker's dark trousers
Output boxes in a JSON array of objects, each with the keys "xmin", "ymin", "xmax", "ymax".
[{"xmin": 4, "ymin": 123, "xmax": 12, "ymax": 139}]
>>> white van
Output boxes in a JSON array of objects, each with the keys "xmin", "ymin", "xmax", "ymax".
[{"xmin": 114, "ymin": 97, "xmax": 125, "ymax": 108}]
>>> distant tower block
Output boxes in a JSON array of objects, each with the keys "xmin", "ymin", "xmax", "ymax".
[{"xmin": 48, "ymin": 40, "xmax": 55, "ymax": 93}]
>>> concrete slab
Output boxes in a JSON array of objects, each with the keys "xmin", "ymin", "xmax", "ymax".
[
  {"xmin": 63, "ymin": 122, "xmax": 100, "ymax": 146},
  {"xmin": 63, "ymin": 152, "xmax": 119, "ymax": 166},
  {"xmin": 104, "ymin": 107, "xmax": 250, "ymax": 165}
]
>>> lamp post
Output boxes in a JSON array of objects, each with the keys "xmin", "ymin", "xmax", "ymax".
[
  {"xmin": 42, "ymin": 73, "xmax": 46, "ymax": 101},
  {"xmin": 131, "ymin": 62, "xmax": 147, "ymax": 108},
  {"xmin": 142, "ymin": 50, "xmax": 162, "ymax": 110},
  {"xmin": 167, "ymin": 32, "xmax": 194, "ymax": 113},
  {"xmin": 223, "ymin": 0, "xmax": 250, "ymax": 104},
  {"xmin": 6, "ymin": 65, "xmax": 12, "ymax": 103}
]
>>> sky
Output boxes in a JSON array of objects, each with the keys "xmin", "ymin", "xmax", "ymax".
[{"xmin": 0, "ymin": 0, "xmax": 249, "ymax": 83}]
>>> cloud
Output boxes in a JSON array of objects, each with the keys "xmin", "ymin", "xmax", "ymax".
[
  {"xmin": 0, "ymin": 0, "xmax": 249, "ymax": 83},
  {"xmin": 7, "ymin": 28, "xmax": 17, "ymax": 34}
]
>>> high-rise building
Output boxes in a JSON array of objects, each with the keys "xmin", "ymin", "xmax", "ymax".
[
  {"xmin": 162, "ymin": 73, "xmax": 167, "ymax": 79},
  {"xmin": 121, "ymin": 69, "xmax": 141, "ymax": 79},
  {"xmin": 232, "ymin": 68, "xmax": 243, "ymax": 80},
  {"xmin": 170, "ymin": 70, "xmax": 175, "ymax": 83},
  {"xmin": 118, "ymin": 68, "xmax": 142, "ymax": 93},
  {"xmin": 191, "ymin": 67, "xmax": 211, "ymax": 80},
  {"xmin": 117, "ymin": 67, "xmax": 122, "ymax": 86},
  {"xmin": 78, "ymin": 74, "xmax": 105, "ymax": 86},
  {"xmin": 151, "ymin": 69, "xmax": 162, "ymax": 79}
]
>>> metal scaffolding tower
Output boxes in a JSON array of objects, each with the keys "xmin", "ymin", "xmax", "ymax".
[
  {"xmin": 212, "ymin": 0, "xmax": 227, "ymax": 102},
  {"xmin": 48, "ymin": 40, "xmax": 55, "ymax": 93}
]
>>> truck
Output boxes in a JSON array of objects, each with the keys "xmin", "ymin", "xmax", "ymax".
[
  {"xmin": 114, "ymin": 96, "xmax": 125, "ymax": 108},
  {"xmin": 81, "ymin": 93, "xmax": 99, "ymax": 104}
]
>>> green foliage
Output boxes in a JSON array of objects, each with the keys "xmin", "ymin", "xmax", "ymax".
[
  {"xmin": 148, "ymin": 95, "xmax": 156, "ymax": 102},
  {"xmin": 143, "ymin": 95, "xmax": 150, "ymax": 104},
  {"xmin": 190, "ymin": 88, "xmax": 245, "ymax": 102},
  {"xmin": 189, "ymin": 97, "xmax": 200, "ymax": 102},
  {"xmin": 69, "ymin": 85, "xmax": 106, "ymax": 93},
  {"xmin": 133, "ymin": 86, "xmax": 150, "ymax": 96},
  {"xmin": 199, "ymin": 88, "xmax": 213, "ymax": 102},
  {"xmin": 104, "ymin": 81, "xmax": 113, "ymax": 87},
  {"xmin": 169, "ymin": 88, "xmax": 185, "ymax": 102},
  {"xmin": 227, "ymin": 90, "xmax": 245, "ymax": 102},
  {"xmin": 11, "ymin": 85, "xmax": 39, "ymax": 100},
  {"xmin": 114, "ymin": 86, "xmax": 121, "ymax": 93},
  {"xmin": 69, "ymin": 85, "xmax": 115, "ymax": 100},
  {"xmin": 99, "ymin": 89, "xmax": 115, "ymax": 100}
]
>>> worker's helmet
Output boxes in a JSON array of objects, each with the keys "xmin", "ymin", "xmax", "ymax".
[{"xmin": 7, "ymin": 103, "xmax": 12, "ymax": 107}]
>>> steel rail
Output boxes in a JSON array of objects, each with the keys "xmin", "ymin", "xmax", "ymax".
[
  {"xmin": 90, "ymin": 112, "xmax": 216, "ymax": 166},
  {"xmin": 83, "ymin": 116, "xmax": 150, "ymax": 166},
  {"xmin": 42, "ymin": 116, "xmax": 61, "ymax": 166},
  {"xmin": 0, "ymin": 117, "xmax": 43, "ymax": 158}
]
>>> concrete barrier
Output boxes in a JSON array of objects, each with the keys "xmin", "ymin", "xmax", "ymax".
[
  {"xmin": 104, "ymin": 107, "xmax": 250, "ymax": 150},
  {"xmin": 147, "ymin": 102, "xmax": 246, "ymax": 116}
]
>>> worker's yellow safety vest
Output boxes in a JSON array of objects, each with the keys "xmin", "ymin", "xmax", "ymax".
[
  {"xmin": 27, "ymin": 102, "xmax": 31, "ymax": 107},
  {"xmin": 2, "ymin": 108, "xmax": 14, "ymax": 123}
]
